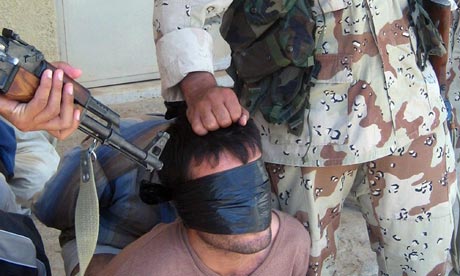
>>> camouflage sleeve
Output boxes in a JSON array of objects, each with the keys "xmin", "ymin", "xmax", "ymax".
[{"xmin": 153, "ymin": 0, "xmax": 233, "ymax": 102}]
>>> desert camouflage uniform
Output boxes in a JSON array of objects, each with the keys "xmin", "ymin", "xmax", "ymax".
[
  {"xmin": 448, "ymin": 1, "xmax": 460, "ymax": 274},
  {"xmin": 154, "ymin": 0, "xmax": 457, "ymax": 275},
  {"xmin": 449, "ymin": 1, "xmax": 460, "ymax": 160}
]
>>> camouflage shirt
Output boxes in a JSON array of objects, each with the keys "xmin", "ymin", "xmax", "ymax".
[
  {"xmin": 154, "ymin": 0, "xmax": 450, "ymax": 167},
  {"xmin": 448, "ymin": 0, "xmax": 460, "ymax": 152}
]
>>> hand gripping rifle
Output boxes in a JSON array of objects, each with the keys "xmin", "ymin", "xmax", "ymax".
[{"xmin": 0, "ymin": 28, "xmax": 168, "ymax": 171}]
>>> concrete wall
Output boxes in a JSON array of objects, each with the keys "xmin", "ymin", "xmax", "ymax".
[
  {"xmin": 0, "ymin": 1, "xmax": 229, "ymax": 88},
  {"xmin": 0, "ymin": 0, "xmax": 59, "ymax": 61}
]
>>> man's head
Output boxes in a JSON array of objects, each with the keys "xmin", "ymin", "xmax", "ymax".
[
  {"xmin": 158, "ymin": 116, "xmax": 272, "ymax": 254},
  {"xmin": 158, "ymin": 115, "xmax": 262, "ymax": 185}
]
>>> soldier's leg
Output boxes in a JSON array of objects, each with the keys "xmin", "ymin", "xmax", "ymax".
[
  {"xmin": 0, "ymin": 174, "xmax": 21, "ymax": 213},
  {"xmin": 9, "ymin": 129, "xmax": 60, "ymax": 210},
  {"xmin": 356, "ymin": 125, "xmax": 456, "ymax": 275},
  {"xmin": 266, "ymin": 163, "xmax": 360, "ymax": 276},
  {"xmin": 451, "ymin": 147, "xmax": 460, "ymax": 275}
]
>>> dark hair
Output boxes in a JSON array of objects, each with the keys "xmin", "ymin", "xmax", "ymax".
[{"xmin": 158, "ymin": 116, "xmax": 261, "ymax": 187}]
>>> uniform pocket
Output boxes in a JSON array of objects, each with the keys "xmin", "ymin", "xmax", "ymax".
[
  {"xmin": 307, "ymin": 53, "xmax": 353, "ymax": 145},
  {"xmin": 314, "ymin": 54, "xmax": 353, "ymax": 84}
]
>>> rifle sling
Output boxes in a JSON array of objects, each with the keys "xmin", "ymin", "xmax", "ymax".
[{"xmin": 75, "ymin": 141, "xmax": 99, "ymax": 276}]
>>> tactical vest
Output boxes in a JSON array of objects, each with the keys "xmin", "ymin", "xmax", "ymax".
[
  {"xmin": 221, "ymin": 0, "xmax": 318, "ymax": 135},
  {"xmin": 408, "ymin": 0, "xmax": 447, "ymax": 70}
]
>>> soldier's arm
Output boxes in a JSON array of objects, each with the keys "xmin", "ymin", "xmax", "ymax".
[
  {"xmin": 153, "ymin": 1, "xmax": 248, "ymax": 135},
  {"xmin": 180, "ymin": 71, "xmax": 248, "ymax": 135}
]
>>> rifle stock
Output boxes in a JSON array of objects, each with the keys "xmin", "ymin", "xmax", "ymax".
[
  {"xmin": 4, "ymin": 66, "xmax": 39, "ymax": 102},
  {"xmin": 5, "ymin": 60, "xmax": 122, "ymax": 128},
  {"xmin": 4, "ymin": 61, "xmax": 93, "ymax": 106}
]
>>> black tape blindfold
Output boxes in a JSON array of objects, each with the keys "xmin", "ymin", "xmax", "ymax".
[{"xmin": 175, "ymin": 159, "xmax": 271, "ymax": 235}]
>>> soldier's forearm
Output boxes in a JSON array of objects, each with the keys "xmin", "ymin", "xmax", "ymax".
[{"xmin": 180, "ymin": 71, "xmax": 217, "ymax": 103}]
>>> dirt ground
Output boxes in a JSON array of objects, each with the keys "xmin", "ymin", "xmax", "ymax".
[{"xmin": 33, "ymin": 96, "xmax": 378, "ymax": 276}]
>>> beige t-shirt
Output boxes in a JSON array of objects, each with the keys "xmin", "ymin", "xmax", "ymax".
[{"xmin": 101, "ymin": 210, "xmax": 310, "ymax": 276}]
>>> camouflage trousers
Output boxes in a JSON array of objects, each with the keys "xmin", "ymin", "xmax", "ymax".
[
  {"xmin": 451, "ymin": 144, "xmax": 460, "ymax": 276},
  {"xmin": 267, "ymin": 124, "xmax": 458, "ymax": 276}
]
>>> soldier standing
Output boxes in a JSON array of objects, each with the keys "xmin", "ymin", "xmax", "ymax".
[
  {"xmin": 153, "ymin": 0, "xmax": 458, "ymax": 275},
  {"xmin": 447, "ymin": 0, "xmax": 460, "ymax": 273}
]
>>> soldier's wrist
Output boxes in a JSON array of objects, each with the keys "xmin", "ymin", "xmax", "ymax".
[{"xmin": 180, "ymin": 72, "xmax": 217, "ymax": 100}]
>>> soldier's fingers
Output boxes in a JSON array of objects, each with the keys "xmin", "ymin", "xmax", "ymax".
[
  {"xmin": 34, "ymin": 69, "xmax": 64, "ymax": 123},
  {"xmin": 53, "ymin": 114, "xmax": 80, "ymax": 140},
  {"xmin": 57, "ymin": 108, "xmax": 81, "ymax": 140},
  {"xmin": 223, "ymin": 98, "xmax": 244, "ymax": 123},
  {"xmin": 187, "ymin": 109, "xmax": 209, "ymax": 136},
  {"xmin": 238, "ymin": 108, "xmax": 249, "ymax": 126},
  {"xmin": 48, "ymin": 69, "xmax": 64, "ymax": 115},
  {"xmin": 212, "ymin": 103, "xmax": 233, "ymax": 128},
  {"xmin": 26, "ymin": 69, "xmax": 53, "ymax": 116},
  {"xmin": 37, "ymin": 104, "xmax": 81, "ymax": 134},
  {"xmin": 51, "ymin": 61, "xmax": 82, "ymax": 79},
  {"xmin": 201, "ymin": 106, "xmax": 221, "ymax": 132},
  {"xmin": 57, "ymin": 83, "xmax": 75, "ymax": 129}
]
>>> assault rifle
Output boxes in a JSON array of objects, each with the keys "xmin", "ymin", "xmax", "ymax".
[{"xmin": 0, "ymin": 28, "xmax": 167, "ymax": 171}]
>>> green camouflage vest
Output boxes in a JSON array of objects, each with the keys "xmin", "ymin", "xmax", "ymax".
[
  {"xmin": 408, "ymin": 0, "xmax": 447, "ymax": 70},
  {"xmin": 220, "ymin": 0, "xmax": 318, "ymax": 135}
]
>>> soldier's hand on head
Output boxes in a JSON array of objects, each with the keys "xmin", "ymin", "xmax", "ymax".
[
  {"xmin": 0, "ymin": 62, "xmax": 82, "ymax": 140},
  {"xmin": 180, "ymin": 71, "xmax": 249, "ymax": 135}
]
